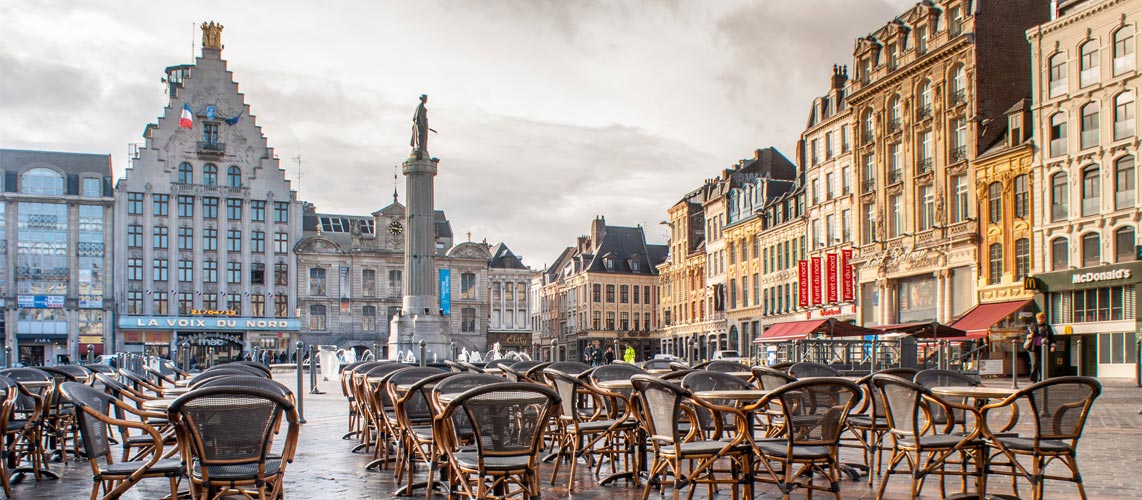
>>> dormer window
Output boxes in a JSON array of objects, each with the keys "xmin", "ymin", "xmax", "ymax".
[
  {"xmin": 631, "ymin": 260, "xmax": 640, "ymax": 272},
  {"xmin": 605, "ymin": 258, "xmax": 615, "ymax": 271}
]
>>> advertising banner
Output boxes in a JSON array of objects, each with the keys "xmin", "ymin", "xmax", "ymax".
[
  {"xmin": 798, "ymin": 260, "xmax": 809, "ymax": 307},
  {"xmin": 339, "ymin": 266, "xmax": 351, "ymax": 313},
  {"xmin": 439, "ymin": 269, "xmax": 451, "ymax": 316},
  {"xmin": 17, "ymin": 295, "xmax": 65, "ymax": 309},
  {"xmin": 811, "ymin": 257, "xmax": 823, "ymax": 305},
  {"xmin": 841, "ymin": 249, "xmax": 854, "ymax": 301},
  {"xmin": 827, "ymin": 253, "xmax": 839, "ymax": 303}
]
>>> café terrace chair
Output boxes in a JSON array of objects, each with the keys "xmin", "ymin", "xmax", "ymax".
[
  {"xmin": 679, "ymin": 370, "xmax": 757, "ymax": 440},
  {"xmin": 221, "ymin": 360, "xmax": 273, "ymax": 378},
  {"xmin": 59, "ymin": 382, "xmax": 182, "ymax": 500},
  {"xmin": 436, "ymin": 383, "xmax": 560, "ymax": 500},
  {"xmin": 640, "ymin": 358, "xmax": 674, "ymax": 371},
  {"xmin": 630, "ymin": 375, "xmax": 753, "ymax": 500},
  {"xmin": 360, "ymin": 363, "xmax": 415, "ymax": 469},
  {"xmin": 501, "ymin": 360, "xmax": 546, "ymax": 383},
  {"xmin": 749, "ymin": 366, "xmax": 797, "ymax": 437},
  {"xmin": 339, "ymin": 361, "xmax": 369, "ymax": 439},
  {"xmin": 545, "ymin": 370, "xmax": 638, "ymax": 491},
  {"xmin": 751, "ymin": 377, "xmax": 863, "ymax": 500},
  {"xmin": 0, "ymin": 376, "xmax": 18, "ymax": 497},
  {"xmin": 788, "ymin": 362, "xmax": 842, "ymax": 379},
  {"xmin": 92, "ymin": 373, "xmax": 176, "ymax": 462},
  {"xmin": 385, "ymin": 368, "xmax": 449, "ymax": 497},
  {"xmin": 0, "ymin": 368, "xmax": 55, "ymax": 481},
  {"xmin": 342, "ymin": 361, "xmax": 393, "ymax": 451},
  {"xmin": 980, "ymin": 376, "xmax": 1101, "ymax": 500},
  {"xmin": 872, "ymin": 374, "xmax": 986, "ymax": 500},
  {"xmin": 846, "ymin": 368, "xmax": 917, "ymax": 486},
  {"xmin": 704, "ymin": 360, "xmax": 751, "ymax": 373},
  {"xmin": 168, "ymin": 386, "xmax": 300, "ymax": 500}
]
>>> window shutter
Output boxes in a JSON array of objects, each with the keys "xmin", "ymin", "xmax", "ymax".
[
  {"xmin": 66, "ymin": 174, "xmax": 79, "ymax": 195},
  {"xmin": 4, "ymin": 171, "xmax": 16, "ymax": 193},
  {"xmin": 103, "ymin": 176, "xmax": 113, "ymax": 197}
]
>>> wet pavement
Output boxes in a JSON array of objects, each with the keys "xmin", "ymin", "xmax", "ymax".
[{"xmin": 12, "ymin": 372, "xmax": 1142, "ymax": 499}]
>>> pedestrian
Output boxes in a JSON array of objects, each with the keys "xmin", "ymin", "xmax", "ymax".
[
  {"xmin": 583, "ymin": 345, "xmax": 595, "ymax": 365},
  {"xmin": 623, "ymin": 344, "xmax": 636, "ymax": 364},
  {"xmin": 1026, "ymin": 312, "xmax": 1054, "ymax": 383},
  {"xmin": 604, "ymin": 346, "xmax": 615, "ymax": 365},
  {"xmin": 592, "ymin": 344, "xmax": 604, "ymax": 366}
]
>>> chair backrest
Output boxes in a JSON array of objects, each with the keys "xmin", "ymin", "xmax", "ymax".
[
  {"xmin": 501, "ymin": 360, "xmax": 545, "ymax": 382},
  {"xmin": 443, "ymin": 383, "xmax": 559, "ymax": 467},
  {"xmin": 913, "ymin": 369, "xmax": 979, "ymax": 388},
  {"xmin": 752, "ymin": 366, "xmax": 797, "ymax": 390},
  {"xmin": 705, "ymin": 360, "xmax": 751, "ymax": 373},
  {"xmin": 43, "ymin": 365, "xmax": 92, "ymax": 383},
  {"xmin": 680, "ymin": 370, "xmax": 753, "ymax": 392},
  {"xmin": 59, "ymin": 382, "xmax": 116, "ymax": 462},
  {"xmin": 660, "ymin": 369, "xmax": 694, "ymax": 381},
  {"xmin": 190, "ymin": 369, "xmax": 266, "ymax": 388},
  {"xmin": 641, "ymin": 358, "xmax": 674, "ymax": 371},
  {"xmin": 1021, "ymin": 376, "xmax": 1101, "ymax": 442},
  {"xmin": 398, "ymin": 372, "xmax": 455, "ymax": 426},
  {"xmin": 767, "ymin": 378, "xmax": 863, "ymax": 449},
  {"xmin": 523, "ymin": 362, "xmax": 552, "ymax": 382},
  {"xmin": 194, "ymin": 376, "xmax": 294, "ymax": 398},
  {"xmin": 219, "ymin": 360, "xmax": 273, "ymax": 377},
  {"xmin": 788, "ymin": 362, "xmax": 841, "ymax": 378},
  {"xmin": 433, "ymin": 373, "xmax": 506, "ymax": 401},
  {"xmin": 630, "ymin": 375, "xmax": 689, "ymax": 446},
  {"xmin": 204, "ymin": 363, "xmax": 269, "ymax": 378},
  {"xmin": 545, "ymin": 361, "xmax": 591, "ymax": 377},
  {"xmin": 443, "ymin": 360, "xmax": 465, "ymax": 373},
  {"xmin": 0, "ymin": 368, "xmax": 53, "ymax": 412},
  {"xmin": 483, "ymin": 358, "xmax": 514, "ymax": 371},
  {"xmin": 83, "ymin": 363, "xmax": 116, "ymax": 374},
  {"xmin": 871, "ymin": 374, "xmax": 929, "ymax": 438},
  {"xmin": 588, "ymin": 364, "xmax": 647, "ymax": 384},
  {"xmin": 543, "ymin": 370, "xmax": 585, "ymax": 422},
  {"xmin": 459, "ymin": 362, "xmax": 485, "ymax": 373},
  {"xmin": 168, "ymin": 386, "xmax": 296, "ymax": 480},
  {"xmin": 666, "ymin": 361, "xmax": 692, "ymax": 371}
]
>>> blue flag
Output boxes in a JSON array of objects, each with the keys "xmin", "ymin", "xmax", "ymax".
[
  {"xmin": 224, "ymin": 110, "xmax": 243, "ymax": 126},
  {"xmin": 205, "ymin": 104, "xmax": 216, "ymax": 120}
]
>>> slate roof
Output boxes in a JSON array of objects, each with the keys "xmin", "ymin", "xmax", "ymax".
[
  {"xmin": 586, "ymin": 225, "xmax": 664, "ymax": 275},
  {"xmin": 0, "ymin": 148, "xmax": 112, "ymax": 177},
  {"xmin": 489, "ymin": 243, "xmax": 528, "ymax": 270}
]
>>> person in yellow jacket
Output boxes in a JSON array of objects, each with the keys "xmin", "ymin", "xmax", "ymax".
[{"xmin": 623, "ymin": 344, "xmax": 636, "ymax": 364}]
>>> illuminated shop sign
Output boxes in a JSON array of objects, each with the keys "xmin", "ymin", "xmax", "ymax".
[{"xmin": 119, "ymin": 316, "xmax": 301, "ymax": 331}]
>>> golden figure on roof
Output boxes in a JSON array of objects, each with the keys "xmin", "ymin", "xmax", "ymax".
[{"xmin": 201, "ymin": 21, "xmax": 224, "ymax": 49}]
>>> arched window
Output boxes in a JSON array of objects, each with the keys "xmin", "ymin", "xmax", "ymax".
[
  {"xmin": 1051, "ymin": 237, "xmax": 1069, "ymax": 271},
  {"xmin": 1049, "ymin": 52, "xmax": 1067, "ymax": 97},
  {"xmin": 1049, "ymin": 112, "xmax": 1067, "ymax": 157},
  {"xmin": 917, "ymin": 80, "xmax": 932, "ymax": 117},
  {"xmin": 1013, "ymin": 174, "xmax": 1029, "ymax": 218},
  {"xmin": 1051, "ymin": 172, "xmax": 1068, "ymax": 221},
  {"xmin": 1116, "ymin": 156, "xmax": 1135, "ymax": 210},
  {"xmin": 1079, "ymin": 40, "xmax": 1100, "ymax": 87},
  {"xmin": 1115, "ymin": 226, "xmax": 1136, "ymax": 263},
  {"xmin": 203, "ymin": 164, "xmax": 218, "ymax": 185},
  {"xmin": 227, "ymin": 166, "xmax": 241, "ymax": 188},
  {"xmin": 888, "ymin": 95, "xmax": 901, "ymax": 130},
  {"xmin": 988, "ymin": 243, "xmax": 1003, "ymax": 285},
  {"xmin": 862, "ymin": 108, "xmax": 874, "ymax": 143},
  {"xmin": 1113, "ymin": 26, "xmax": 1135, "ymax": 75},
  {"xmin": 988, "ymin": 182, "xmax": 1002, "ymax": 224},
  {"xmin": 1114, "ymin": 91, "xmax": 1135, "ymax": 140},
  {"xmin": 1081, "ymin": 165, "xmax": 1100, "ymax": 216},
  {"xmin": 178, "ymin": 162, "xmax": 193, "ymax": 184},
  {"xmin": 1080, "ymin": 102, "xmax": 1100, "ymax": 149},
  {"xmin": 1081, "ymin": 232, "xmax": 1100, "ymax": 267},
  {"xmin": 20, "ymin": 168, "xmax": 64, "ymax": 195},
  {"xmin": 1014, "ymin": 238, "xmax": 1031, "ymax": 280},
  {"xmin": 949, "ymin": 65, "xmax": 966, "ymax": 104}
]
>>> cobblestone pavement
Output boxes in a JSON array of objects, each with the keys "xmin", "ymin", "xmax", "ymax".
[{"xmin": 11, "ymin": 373, "xmax": 1142, "ymax": 499}]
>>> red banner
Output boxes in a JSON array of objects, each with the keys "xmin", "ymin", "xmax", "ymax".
[
  {"xmin": 827, "ymin": 253, "xmax": 839, "ymax": 303},
  {"xmin": 811, "ymin": 257, "xmax": 823, "ymax": 305},
  {"xmin": 841, "ymin": 249, "xmax": 854, "ymax": 302},
  {"xmin": 798, "ymin": 260, "xmax": 809, "ymax": 307}
]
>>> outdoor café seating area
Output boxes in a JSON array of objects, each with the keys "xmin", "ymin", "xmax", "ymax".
[
  {"xmin": 0, "ymin": 355, "xmax": 299, "ymax": 500},
  {"xmin": 342, "ymin": 357, "xmax": 1104, "ymax": 500}
]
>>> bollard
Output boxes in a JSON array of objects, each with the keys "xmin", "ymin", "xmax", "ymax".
[
  {"xmin": 4, "ymin": 346, "xmax": 10, "ymax": 369},
  {"xmin": 309, "ymin": 345, "xmax": 320, "ymax": 394},
  {"xmin": 87, "ymin": 345, "xmax": 94, "ymax": 364},
  {"xmin": 295, "ymin": 341, "xmax": 306, "ymax": 423},
  {"xmin": 372, "ymin": 343, "xmax": 378, "ymax": 362},
  {"xmin": 451, "ymin": 342, "xmax": 457, "ymax": 361},
  {"xmin": 1136, "ymin": 338, "xmax": 1141, "ymax": 388},
  {"xmin": 418, "ymin": 340, "xmax": 426, "ymax": 367},
  {"xmin": 550, "ymin": 339, "xmax": 556, "ymax": 362},
  {"xmin": 1011, "ymin": 339, "xmax": 1019, "ymax": 389}
]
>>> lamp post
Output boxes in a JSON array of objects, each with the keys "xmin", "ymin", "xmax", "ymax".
[
  {"xmin": 531, "ymin": 342, "xmax": 538, "ymax": 360},
  {"xmin": 550, "ymin": 339, "xmax": 556, "ymax": 362},
  {"xmin": 87, "ymin": 345, "xmax": 94, "ymax": 364}
]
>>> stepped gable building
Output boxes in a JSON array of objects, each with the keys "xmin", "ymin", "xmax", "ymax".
[
  {"xmin": 486, "ymin": 243, "xmax": 533, "ymax": 354},
  {"xmin": 294, "ymin": 201, "xmax": 493, "ymax": 356},
  {"xmin": 535, "ymin": 217, "xmax": 665, "ymax": 363},
  {"xmin": 113, "ymin": 23, "xmax": 303, "ymax": 363},
  {"xmin": 0, "ymin": 149, "xmax": 115, "ymax": 365},
  {"xmin": 801, "ymin": 65, "xmax": 858, "ymax": 325},
  {"xmin": 848, "ymin": 0, "xmax": 1050, "ymax": 327},
  {"xmin": 1027, "ymin": 0, "xmax": 1140, "ymax": 378}
]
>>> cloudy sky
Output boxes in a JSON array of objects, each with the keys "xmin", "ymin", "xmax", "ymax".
[{"xmin": 2, "ymin": 0, "xmax": 914, "ymax": 268}]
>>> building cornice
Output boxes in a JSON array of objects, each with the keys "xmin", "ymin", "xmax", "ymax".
[
  {"xmin": 1026, "ymin": 0, "xmax": 1129, "ymax": 41},
  {"xmin": 848, "ymin": 34, "xmax": 972, "ymax": 106}
]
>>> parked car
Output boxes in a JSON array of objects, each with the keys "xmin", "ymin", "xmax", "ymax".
[
  {"xmin": 711, "ymin": 350, "xmax": 744, "ymax": 362},
  {"xmin": 652, "ymin": 353, "xmax": 683, "ymax": 362}
]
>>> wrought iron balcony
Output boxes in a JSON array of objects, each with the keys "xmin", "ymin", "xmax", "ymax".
[
  {"xmin": 888, "ymin": 169, "xmax": 904, "ymax": 184},
  {"xmin": 917, "ymin": 157, "xmax": 934, "ymax": 175},
  {"xmin": 862, "ymin": 131, "xmax": 875, "ymax": 145},
  {"xmin": 916, "ymin": 106, "xmax": 932, "ymax": 120},
  {"xmin": 197, "ymin": 141, "xmax": 226, "ymax": 155},
  {"xmin": 950, "ymin": 146, "xmax": 968, "ymax": 163},
  {"xmin": 862, "ymin": 179, "xmax": 877, "ymax": 193}
]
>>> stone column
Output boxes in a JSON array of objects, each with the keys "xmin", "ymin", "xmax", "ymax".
[{"xmin": 935, "ymin": 271, "xmax": 945, "ymax": 323}]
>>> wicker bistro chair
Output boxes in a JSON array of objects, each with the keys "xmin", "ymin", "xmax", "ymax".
[
  {"xmin": 84, "ymin": 364, "xmax": 117, "ymax": 376},
  {"xmin": 359, "ymin": 363, "xmax": 416, "ymax": 467},
  {"xmin": 436, "ymin": 382, "xmax": 560, "ymax": 500},
  {"xmin": 748, "ymin": 377, "xmax": 863, "ymax": 500},
  {"xmin": 704, "ymin": 361, "xmax": 751, "ymax": 373},
  {"xmin": 389, "ymin": 370, "xmax": 452, "ymax": 498},
  {"xmin": 679, "ymin": 371, "xmax": 757, "ymax": 439},
  {"xmin": 220, "ymin": 361, "xmax": 273, "ymax": 378},
  {"xmin": 167, "ymin": 386, "xmax": 300, "ymax": 500},
  {"xmin": 980, "ymin": 376, "xmax": 1101, "ymax": 500},
  {"xmin": 59, "ymin": 382, "xmax": 182, "ymax": 500},
  {"xmin": 871, "ymin": 374, "xmax": 986, "ymax": 500},
  {"xmin": 0, "ymin": 368, "xmax": 56, "ymax": 481},
  {"xmin": 545, "ymin": 370, "xmax": 639, "ymax": 491},
  {"xmin": 913, "ymin": 369, "xmax": 986, "ymax": 435},
  {"xmin": 142, "ymin": 366, "xmax": 179, "ymax": 388},
  {"xmin": 787, "ymin": 362, "xmax": 842, "ymax": 379},
  {"xmin": 0, "ymin": 376, "xmax": 19, "ymax": 496},
  {"xmin": 381, "ymin": 368, "xmax": 446, "ymax": 484},
  {"xmin": 41, "ymin": 366, "xmax": 95, "ymax": 463},
  {"xmin": 339, "ymin": 361, "xmax": 370, "ymax": 439},
  {"xmin": 91, "ymin": 373, "xmax": 177, "ymax": 462},
  {"xmin": 630, "ymin": 375, "xmax": 754, "ymax": 500},
  {"xmin": 501, "ymin": 361, "xmax": 548, "ymax": 383},
  {"xmin": 640, "ymin": 358, "xmax": 674, "ymax": 371},
  {"xmin": 346, "ymin": 362, "xmax": 401, "ymax": 453}
]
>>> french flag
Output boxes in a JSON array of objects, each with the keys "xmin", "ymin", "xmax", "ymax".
[{"xmin": 179, "ymin": 104, "xmax": 193, "ymax": 128}]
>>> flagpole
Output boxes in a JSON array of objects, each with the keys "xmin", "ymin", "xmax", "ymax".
[{"xmin": 191, "ymin": 22, "xmax": 195, "ymax": 60}]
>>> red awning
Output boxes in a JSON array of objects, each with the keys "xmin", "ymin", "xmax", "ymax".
[
  {"xmin": 872, "ymin": 322, "xmax": 967, "ymax": 338},
  {"xmin": 950, "ymin": 299, "xmax": 1033, "ymax": 339},
  {"xmin": 754, "ymin": 319, "xmax": 877, "ymax": 343}
]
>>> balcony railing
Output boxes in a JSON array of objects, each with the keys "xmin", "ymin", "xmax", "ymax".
[
  {"xmin": 952, "ymin": 89, "xmax": 967, "ymax": 106},
  {"xmin": 1117, "ymin": 190, "xmax": 1136, "ymax": 210},
  {"xmin": 1082, "ymin": 197, "xmax": 1100, "ymax": 217},
  {"xmin": 950, "ymin": 146, "xmax": 968, "ymax": 163},
  {"xmin": 1049, "ymin": 79, "xmax": 1067, "ymax": 98},
  {"xmin": 1114, "ymin": 120, "xmax": 1135, "ymax": 141},
  {"xmin": 916, "ymin": 106, "xmax": 932, "ymax": 120},
  {"xmin": 1080, "ymin": 130, "xmax": 1099, "ymax": 150},
  {"xmin": 887, "ymin": 119, "xmax": 901, "ymax": 133},
  {"xmin": 862, "ymin": 178, "xmax": 877, "ymax": 193},
  {"xmin": 888, "ymin": 168, "xmax": 904, "ymax": 184},
  {"xmin": 1050, "ymin": 138, "xmax": 1067, "ymax": 157},
  {"xmin": 862, "ymin": 131, "xmax": 875, "ymax": 145},
  {"xmin": 1051, "ymin": 203, "xmax": 1068, "ymax": 221},
  {"xmin": 197, "ymin": 141, "xmax": 225, "ymax": 155},
  {"xmin": 916, "ymin": 157, "xmax": 934, "ymax": 175}
]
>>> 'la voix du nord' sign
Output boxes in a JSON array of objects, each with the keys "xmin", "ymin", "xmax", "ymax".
[{"xmin": 119, "ymin": 316, "xmax": 301, "ymax": 332}]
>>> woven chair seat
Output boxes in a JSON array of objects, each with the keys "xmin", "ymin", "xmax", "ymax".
[
  {"xmin": 662, "ymin": 439, "xmax": 751, "ymax": 457},
  {"xmin": 756, "ymin": 441, "xmax": 832, "ymax": 460},
  {"xmin": 101, "ymin": 458, "xmax": 183, "ymax": 476},
  {"xmin": 897, "ymin": 434, "xmax": 977, "ymax": 449},
  {"xmin": 192, "ymin": 457, "xmax": 282, "ymax": 480},
  {"xmin": 576, "ymin": 418, "xmax": 637, "ymax": 432},
  {"xmin": 847, "ymin": 415, "xmax": 887, "ymax": 428},
  {"xmin": 452, "ymin": 451, "xmax": 531, "ymax": 471},
  {"xmin": 410, "ymin": 425, "xmax": 434, "ymax": 441},
  {"xmin": 6, "ymin": 420, "xmax": 27, "ymax": 432},
  {"xmin": 994, "ymin": 436, "xmax": 1070, "ymax": 453}
]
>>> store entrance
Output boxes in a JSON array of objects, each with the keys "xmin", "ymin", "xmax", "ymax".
[
  {"xmin": 177, "ymin": 332, "xmax": 244, "ymax": 370},
  {"xmin": 18, "ymin": 346, "xmax": 45, "ymax": 367}
]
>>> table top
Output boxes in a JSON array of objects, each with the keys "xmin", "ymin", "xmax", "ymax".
[
  {"xmin": 692, "ymin": 389, "xmax": 770, "ymax": 401},
  {"xmin": 930, "ymin": 386, "xmax": 1017, "ymax": 399},
  {"xmin": 798, "ymin": 376, "xmax": 863, "ymax": 382},
  {"xmin": 16, "ymin": 380, "xmax": 52, "ymax": 389}
]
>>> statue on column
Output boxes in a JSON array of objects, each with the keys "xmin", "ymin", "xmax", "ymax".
[
  {"xmin": 201, "ymin": 22, "xmax": 224, "ymax": 50},
  {"xmin": 410, "ymin": 94, "xmax": 436, "ymax": 158}
]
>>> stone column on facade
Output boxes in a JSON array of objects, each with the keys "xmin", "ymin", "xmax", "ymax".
[
  {"xmin": 941, "ymin": 269, "xmax": 952, "ymax": 324},
  {"xmin": 935, "ymin": 271, "xmax": 945, "ymax": 324}
]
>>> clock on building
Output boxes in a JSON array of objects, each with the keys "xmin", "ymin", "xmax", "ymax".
[{"xmin": 388, "ymin": 220, "xmax": 404, "ymax": 235}]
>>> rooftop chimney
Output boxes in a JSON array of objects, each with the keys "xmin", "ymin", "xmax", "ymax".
[{"xmin": 830, "ymin": 64, "xmax": 848, "ymax": 90}]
